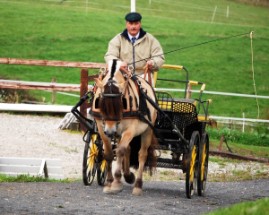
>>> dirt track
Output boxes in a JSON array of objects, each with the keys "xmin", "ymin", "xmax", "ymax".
[
  {"xmin": 0, "ymin": 113, "xmax": 268, "ymax": 214},
  {"xmin": 1, "ymin": 179, "xmax": 269, "ymax": 215}
]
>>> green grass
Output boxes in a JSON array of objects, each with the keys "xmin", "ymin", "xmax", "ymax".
[
  {"xmin": 208, "ymin": 127, "xmax": 269, "ymax": 148},
  {"xmin": 0, "ymin": 174, "xmax": 71, "ymax": 183},
  {"xmin": 207, "ymin": 197, "xmax": 269, "ymax": 215},
  {"xmin": 0, "ymin": 0, "xmax": 268, "ymax": 119},
  {"xmin": 211, "ymin": 139, "xmax": 269, "ymax": 159}
]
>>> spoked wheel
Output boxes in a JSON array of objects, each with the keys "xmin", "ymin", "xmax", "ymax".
[
  {"xmin": 197, "ymin": 132, "xmax": 209, "ymax": 196},
  {"xmin": 185, "ymin": 131, "xmax": 200, "ymax": 199},
  {"xmin": 97, "ymin": 159, "xmax": 107, "ymax": 186},
  {"xmin": 82, "ymin": 132, "xmax": 99, "ymax": 186}
]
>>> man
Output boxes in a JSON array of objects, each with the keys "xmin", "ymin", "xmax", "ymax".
[{"xmin": 104, "ymin": 12, "xmax": 164, "ymax": 85}]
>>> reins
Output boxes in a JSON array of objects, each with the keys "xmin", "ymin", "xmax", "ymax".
[
  {"xmin": 132, "ymin": 76, "xmax": 189, "ymax": 145},
  {"xmin": 128, "ymin": 32, "xmax": 251, "ymax": 66}
]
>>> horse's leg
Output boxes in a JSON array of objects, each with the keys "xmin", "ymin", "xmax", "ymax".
[
  {"xmin": 110, "ymin": 131, "xmax": 133, "ymax": 193},
  {"xmin": 102, "ymin": 141, "xmax": 114, "ymax": 193},
  {"xmin": 132, "ymin": 128, "xmax": 153, "ymax": 196},
  {"xmin": 96, "ymin": 120, "xmax": 114, "ymax": 193},
  {"xmin": 123, "ymin": 145, "xmax": 135, "ymax": 184}
]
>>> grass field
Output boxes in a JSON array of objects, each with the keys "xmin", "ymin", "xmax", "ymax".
[
  {"xmin": 0, "ymin": 0, "xmax": 268, "ymax": 119},
  {"xmin": 208, "ymin": 197, "xmax": 269, "ymax": 215}
]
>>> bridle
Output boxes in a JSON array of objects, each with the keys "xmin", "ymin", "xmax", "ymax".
[
  {"xmin": 99, "ymin": 61, "xmax": 132, "ymax": 122},
  {"xmin": 102, "ymin": 79, "xmax": 123, "ymax": 99}
]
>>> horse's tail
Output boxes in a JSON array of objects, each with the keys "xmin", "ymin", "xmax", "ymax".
[{"xmin": 146, "ymin": 134, "xmax": 158, "ymax": 175}]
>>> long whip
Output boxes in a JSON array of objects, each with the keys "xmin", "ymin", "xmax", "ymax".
[{"xmin": 130, "ymin": 32, "xmax": 251, "ymax": 65}]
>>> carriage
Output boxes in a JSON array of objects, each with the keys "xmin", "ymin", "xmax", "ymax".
[{"xmin": 72, "ymin": 63, "xmax": 210, "ymax": 198}]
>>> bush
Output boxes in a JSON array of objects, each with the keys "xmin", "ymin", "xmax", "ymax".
[
  {"xmin": 208, "ymin": 127, "xmax": 269, "ymax": 147},
  {"xmin": 0, "ymin": 89, "xmax": 38, "ymax": 103}
]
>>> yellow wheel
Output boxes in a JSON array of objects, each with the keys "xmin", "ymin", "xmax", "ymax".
[
  {"xmin": 197, "ymin": 132, "xmax": 209, "ymax": 196},
  {"xmin": 97, "ymin": 159, "xmax": 107, "ymax": 186},
  {"xmin": 83, "ymin": 132, "xmax": 98, "ymax": 185},
  {"xmin": 185, "ymin": 131, "xmax": 200, "ymax": 199}
]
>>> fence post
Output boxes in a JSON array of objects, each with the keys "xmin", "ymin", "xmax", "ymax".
[
  {"xmin": 186, "ymin": 83, "xmax": 192, "ymax": 99},
  {"xmin": 51, "ymin": 77, "xmax": 56, "ymax": 104},
  {"xmin": 80, "ymin": 69, "xmax": 89, "ymax": 131}
]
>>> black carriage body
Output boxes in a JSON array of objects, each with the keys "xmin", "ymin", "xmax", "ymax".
[
  {"xmin": 152, "ymin": 90, "xmax": 209, "ymax": 179},
  {"xmin": 155, "ymin": 91, "xmax": 206, "ymax": 146}
]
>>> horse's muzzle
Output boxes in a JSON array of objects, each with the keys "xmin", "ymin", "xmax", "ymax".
[
  {"xmin": 103, "ymin": 121, "xmax": 120, "ymax": 139},
  {"xmin": 104, "ymin": 130, "xmax": 117, "ymax": 138}
]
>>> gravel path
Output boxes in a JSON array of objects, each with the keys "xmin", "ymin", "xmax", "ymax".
[
  {"xmin": 1, "ymin": 179, "xmax": 268, "ymax": 215},
  {"xmin": 0, "ymin": 113, "xmax": 84, "ymax": 179},
  {"xmin": 0, "ymin": 113, "xmax": 268, "ymax": 214}
]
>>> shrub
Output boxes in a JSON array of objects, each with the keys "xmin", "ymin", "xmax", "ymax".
[{"xmin": 208, "ymin": 127, "xmax": 269, "ymax": 147}]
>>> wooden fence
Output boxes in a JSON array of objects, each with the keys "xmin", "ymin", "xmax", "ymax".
[
  {"xmin": 0, "ymin": 79, "xmax": 81, "ymax": 92},
  {"xmin": 0, "ymin": 57, "xmax": 105, "ymax": 119},
  {"xmin": 1, "ymin": 57, "xmax": 268, "ymax": 127}
]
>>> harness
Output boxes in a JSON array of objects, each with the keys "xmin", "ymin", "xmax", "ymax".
[
  {"xmin": 90, "ymin": 64, "xmax": 189, "ymax": 144},
  {"xmin": 90, "ymin": 71, "xmax": 155, "ymax": 129}
]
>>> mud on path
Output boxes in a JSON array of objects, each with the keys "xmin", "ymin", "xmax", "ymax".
[{"xmin": 1, "ymin": 179, "xmax": 269, "ymax": 215}]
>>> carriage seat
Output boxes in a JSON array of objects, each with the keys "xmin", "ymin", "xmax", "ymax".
[
  {"xmin": 156, "ymin": 98, "xmax": 198, "ymax": 131},
  {"xmin": 158, "ymin": 98, "xmax": 197, "ymax": 113}
]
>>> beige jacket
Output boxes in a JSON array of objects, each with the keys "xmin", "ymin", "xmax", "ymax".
[{"xmin": 104, "ymin": 28, "xmax": 165, "ymax": 75}]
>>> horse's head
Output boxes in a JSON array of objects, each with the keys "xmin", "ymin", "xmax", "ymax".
[{"xmin": 95, "ymin": 59, "xmax": 132, "ymax": 138}]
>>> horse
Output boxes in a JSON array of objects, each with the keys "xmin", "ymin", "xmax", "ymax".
[{"xmin": 91, "ymin": 59, "xmax": 158, "ymax": 196}]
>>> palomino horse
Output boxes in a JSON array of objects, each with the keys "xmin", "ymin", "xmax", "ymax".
[{"xmin": 91, "ymin": 59, "xmax": 158, "ymax": 195}]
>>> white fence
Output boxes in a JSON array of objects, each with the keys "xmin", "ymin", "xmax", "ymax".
[
  {"xmin": 155, "ymin": 87, "xmax": 269, "ymax": 125},
  {"xmin": 155, "ymin": 87, "xmax": 269, "ymax": 100}
]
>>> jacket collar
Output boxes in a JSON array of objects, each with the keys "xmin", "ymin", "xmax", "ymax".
[{"xmin": 121, "ymin": 28, "xmax": 147, "ymax": 42}]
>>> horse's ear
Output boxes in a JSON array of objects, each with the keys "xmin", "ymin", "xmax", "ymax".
[{"xmin": 94, "ymin": 78, "xmax": 104, "ymax": 89}]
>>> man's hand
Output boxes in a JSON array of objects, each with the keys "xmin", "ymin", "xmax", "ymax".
[
  {"xmin": 145, "ymin": 60, "xmax": 154, "ymax": 71},
  {"xmin": 121, "ymin": 61, "xmax": 128, "ymax": 69}
]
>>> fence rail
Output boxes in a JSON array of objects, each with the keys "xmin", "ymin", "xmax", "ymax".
[
  {"xmin": 0, "ymin": 57, "xmax": 105, "ymax": 69},
  {"xmin": 0, "ymin": 79, "xmax": 88, "ymax": 92},
  {"xmin": 1, "ymin": 57, "xmax": 268, "ymax": 127},
  {"xmin": 0, "ymin": 57, "xmax": 103, "ymax": 123},
  {"xmin": 156, "ymin": 88, "xmax": 269, "ymax": 99}
]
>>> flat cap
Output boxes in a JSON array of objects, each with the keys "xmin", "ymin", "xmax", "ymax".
[{"xmin": 125, "ymin": 12, "xmax": 142, "ymax": 22}]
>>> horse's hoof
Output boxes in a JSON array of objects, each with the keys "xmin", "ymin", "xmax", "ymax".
[
  {"xmin": 103, "ymin": 185, "xmax": 112, "ymax": 194},
  {"xmin": 132, "ymin": 187, "xmax": 142, "ymax": 196},
  {"xmin": 124, "ymin": 172, "xmax": 135, "ymax": 184},
  {"xmin": 110, "ymin": 182, "xmax": 123, "ymax": 193}
]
